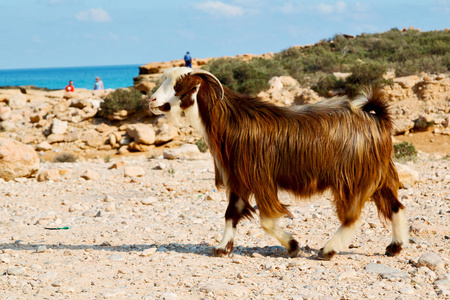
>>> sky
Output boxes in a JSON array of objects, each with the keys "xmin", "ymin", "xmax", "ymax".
[{"xmin": 1, "ymin": 0, "xmax": 449, "ymax": 70}]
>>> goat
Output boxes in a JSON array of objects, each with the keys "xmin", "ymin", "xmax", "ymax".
[{"xmin": 149, "ymin": 67, "xmax": 408, "ymax": 260}]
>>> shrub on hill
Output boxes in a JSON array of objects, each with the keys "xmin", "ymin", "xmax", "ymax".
[
  {"xmin": 99, "ymin": 87, "xmax": 143, "ymax": 117},
  {"xmin": 203, "ymin": 29, "xmax": 450, "ymax": 96}
]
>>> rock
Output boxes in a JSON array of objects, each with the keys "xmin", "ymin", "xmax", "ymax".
[
  {"xmin": 141, "ymin": 197, "xmax": 157, "ymax": 205},
  {"xmin": 108, "ymin": 133, "xmax": 117, "ymax": 148},
  {"xmin": 107, "ymin": 110, "xmax": 129, "ymax": 121},
  {"xmin": 51, "ymin": 118, "xmax": 68, "ymax": 135},
  {"xmin": 108, "ymin": 254, "xmax": 124, "ymax": 261},
  {"xmin": 30, "ymin": 112, "xmax": 44, "ymax": 123},
  {"xmin": 0, "ymin": 106, "xmax": 12, "ymax": 121},
  {"xmin": 8, "ymin": 93, "xmax": 27, "ymax": 109},
  {"xmin": 394, "ymin": 75, "xmax": 421, "ymax": 89},
  {"xmin": 140, "ymin": 247, "xmax": 157, "ymax": 257},
  {"xmin": 393, "ymin": 119, "xmax": 415, "ymax": 135},
  {"xmin": 70, "ymin": 98, "xmax": 91, "ymax": 109},
  {"xmin": 80, "ymin": 170, "xmax": 100, "ymax": 181},
  {"xmin": 128, "ymin": 141, "xmax": 153, "ymax": 152},
  {"xmin": 124, "ymin": 166, "xmax": 145, "ymax": 177},
  {"xmin": 47, "ymin": 133, "xmax": 65, "ymax": 144},
  {"xmin": 36, "ymin": 141, "xmax": 52, "ymax": 151},
  {"xmin": 101, "ymin": 288, "xmax": 126, "ymax": 298},
  {"xmin": 126, "ymin": 124, "xmax": 156, "ymax": 145},
  {"xmin": 36, "ymin": 245, "xmax": 47, "ymax": 253},
  {"xmin": 69, "ymin": 203, "xmax": 83, "ymax": 212},
  {"xmin": 64, "ymin": 131, "xmax": 81, "ymax": 143},
  {"xmin": 96, "ymin": 123, "xmax": 111, "ymax": 133},
  {"xmin": 0, "ymin": 138, "xmax": 39, "ymax": 181},
  {"xmin": 160, "ymin": 292, "xmax": 178, "ymax": 300},
  {"xmin": 108, "ymin": 161, "xmax": 129, "ymax": 169},
  {"xmin": 134, "ymin": 81, "xmax": 157, "ymax": 94},
  {"xmin": 155, "ymin": 124, "xmax": 178, "ymax": 145},
  {"xmin": 163, "ymin": 144, "xmax": 203, "ymax": 160},
  {"xmin": 417, "ymin": 252, "xmax": 444, "ymax": 271},
  {"xmin": 82, "ymin": 210, "xmax": 98, "ymax": 217},
  {"xmin": 394, "ymin": 162, "xmax": 420, "ymax": 187},
  {"xmin": 103, "ymin": 202, "xmax": 116, "ymax": 212},
  {"xmin": 81, "ymin": 129, "xmax": 104, "ymax": 147},
  {"xmin": 268, "ymin": 77, "xmax": 284, "ymax": 90},
  {"xmin": 364, "ymin": 263, "xmax": 409, "ymax": 279},
  {"xmin": 37, "ymin": 169, "xmax": 62, "ymax": 182},
  {"xmin": 6, "ymin": 267, "xmax": 24, "ymax": 276}
]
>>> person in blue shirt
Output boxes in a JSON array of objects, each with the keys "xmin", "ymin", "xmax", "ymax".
[
  {"xmin": 184, "ymin": 52, "xmax": 192, "ymax": 68},
  {"xmin": 94, "ymin": 77, "xmax": 104, "ymax": 90}
]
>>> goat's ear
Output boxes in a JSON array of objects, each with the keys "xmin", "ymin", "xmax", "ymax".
[{"xmin": 174, "ymin": 75, "xmax": 202, "ymax": 109}]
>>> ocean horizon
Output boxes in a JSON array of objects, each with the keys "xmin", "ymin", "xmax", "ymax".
[{"xmin": 0, "ymin": 64, "xmax": 142, "ymax": 90}]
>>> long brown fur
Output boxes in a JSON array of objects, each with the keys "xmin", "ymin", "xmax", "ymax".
[{"xmin": 174, "ymin": 73, "xmax": 403, "ymax": 227}]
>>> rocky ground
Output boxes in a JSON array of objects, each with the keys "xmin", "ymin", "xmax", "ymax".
[{"xmin": 0, "ymin": 149, "xmax": 449, "ymax": 299}]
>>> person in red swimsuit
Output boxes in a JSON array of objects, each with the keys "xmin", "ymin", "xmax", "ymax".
[{"xmin": 65, "ymin": 80, "xmax": 74, "ymax": 92}]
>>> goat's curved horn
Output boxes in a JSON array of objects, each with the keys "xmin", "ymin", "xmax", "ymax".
[{"xmin": 191, "ymin": 69, "xmax": 224, "ymax": 100}]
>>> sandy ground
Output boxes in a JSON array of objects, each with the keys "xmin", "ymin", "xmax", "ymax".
[{"xmin": 0, "ymin": 151, "xmax": 449, "ymax": 299}]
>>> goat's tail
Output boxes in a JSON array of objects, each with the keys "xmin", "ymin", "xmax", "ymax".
[{"xmin": 355, "ymin": 88, "xmax": 393, "ymax": 130}]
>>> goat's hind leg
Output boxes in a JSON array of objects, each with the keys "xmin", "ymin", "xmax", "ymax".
[
  {"xmin": 372, "ymin": 185, "xmax": 408, "ymax": 257},
  {"xmin": 213, "ymin": 192, "xmax": 254, "ymax": 257},
  {"xmin": 318, "ymin": 193, "xmax": 364, "ymax": 260},
  {"xmin": 260, "ymin": 216, "xmax": 300, "ymax": 257}
]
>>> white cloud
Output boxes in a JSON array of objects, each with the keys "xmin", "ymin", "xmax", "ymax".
[
  {"xmin": 76, "ymin": 8, "xmax": 111, "ymax": 23},
  {"xmin": 193, "ymin": 1, "xmax": 244, "ymax": 18},
  {"xmin": 316, "ymin": 1, "xmax": 347, "ymax": 14}
]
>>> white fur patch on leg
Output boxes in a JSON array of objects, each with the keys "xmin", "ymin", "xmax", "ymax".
[
  {"xmin": 391, "ymin": 209, "xmax": 408, "ymax": 245},
  {"xmin": 322, "ymin": 220, "xmax": 361, "ymax": 254},
  {"xmin": 260, "ymin": 217, "xmax": 292, "ymax": 249},
  {"xmin": 215, "ymin": 220, "xmax": 235, "ymax": 250}
]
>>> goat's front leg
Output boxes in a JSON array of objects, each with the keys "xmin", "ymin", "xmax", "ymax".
[{"xmin": 213, "ymin": 192, "xmax": 253, "ymax": 257}]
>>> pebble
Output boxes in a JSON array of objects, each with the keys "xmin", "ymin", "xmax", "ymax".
[
  {"xmin": 108, "ymin": 254, "xmax": 124, "ymax": 261},
  {"xmin": 364, "ymin": 263, "xmax": 409, "ymax": 279},
  {"xmin": 417, "ymin": 252, "xmax": 444, "ymax": 271},
  {"xmin": 141, "ymin": 197, "xmax": 158, "ymax": 205},
  {"xmin": 399, "ymin": 287, "xmax": 415, "ymax": 295},
  {"xmin": 7, "ymin": 268, "xmax": 24, "ymax": 276},
  {"xmin": 36, "ymin": 245, "xmax": 47, "ymax": 253},
  {"xmin": 140, "ymin": 248, "xmax": 157, "ymax": 257}
]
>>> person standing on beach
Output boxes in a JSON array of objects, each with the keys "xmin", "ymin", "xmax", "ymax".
[
  {"xmin": 184, "ymin": 51, "xmax": 192, "ymax": 68},
  {"xmin": 65, "ymin": 80, "xmax": 74, "ymax": 92},
  {"xmin": 94, "ymin": 77, "xmax": 104, "ymax": 91}
]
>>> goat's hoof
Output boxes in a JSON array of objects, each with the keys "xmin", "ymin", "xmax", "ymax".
[
  {"xmin": 385, "ymin": 242, "xmax": 402, "ymax": 257},
  {"xmin": 317, "ymin": 248, "xmax": 336, "ymax": 261},
  {"xmin": 212, "ymin": 241, "xmax": 233, "ymax": 257},
  {"xmin": 287, "ymin": 239, "xmax": 300, "ymax": 258}
]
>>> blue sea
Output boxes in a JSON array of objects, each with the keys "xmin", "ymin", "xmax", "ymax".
[{"xmin": 0, "ymin": 64, "xmax": 141, "ymax": 90}]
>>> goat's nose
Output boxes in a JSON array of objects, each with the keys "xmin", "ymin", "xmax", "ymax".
[{"xmin": 150, "ymin": 96, "xmax": 157, "ymax": 102}]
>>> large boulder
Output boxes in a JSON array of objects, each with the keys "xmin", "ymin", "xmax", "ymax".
[
  {"xmin": 8, "ymin": 93, "xmax": 27, "ymax": 109},
  {"xmin": 51, "ymin": 119, "xmax": 68, "ymax": 135},
  {"xmin": 0, "ymin": 138, "xmax": 39, "ymax": 181},
  {"xmin": 394, "ymin": 162, "xmax": 420, "ymax": 188},
  {"xmin": 126, "ymin": 124, "xmax": 156, "ymax": 145}
]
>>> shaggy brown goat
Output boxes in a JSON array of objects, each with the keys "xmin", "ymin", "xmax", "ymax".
[{"xmin": 149, "ymin": 67, "xmax": 408, "ymax": 260}]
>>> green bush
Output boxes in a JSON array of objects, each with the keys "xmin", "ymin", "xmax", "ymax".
[
  {"xmin": 99, "ymin": 87, "xmax": 143, "ymax": 117},
  {"xmin": 394, "ymin": 142, "xmax": 417, "ymax": 161},
  {"xmin": 195, "ymin": 139, "xmax": 208, "ymax": 153},
  {"xmin": 312, "ymin": 74, "xmax": 346, "ymax": 97},
  {"xmin": 202, "ymin": 29, "xmax": 450, "ymax": 96},
  {"xmin": 53, "ymin": 152, "xmax": 77, "ymax": 163},
  {"xmin": 344, "ymin": 61, "xmax": 389, "ymax": 97}
]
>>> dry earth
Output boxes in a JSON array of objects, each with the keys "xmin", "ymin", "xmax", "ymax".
[{"xmin": 0, "ymin": 149, "xmax": 449, "ymax": 299}]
